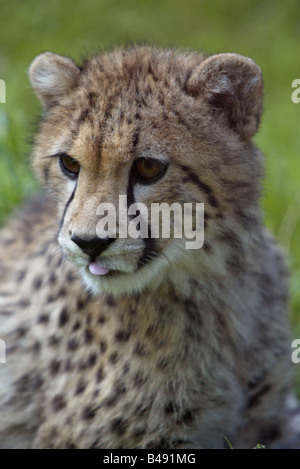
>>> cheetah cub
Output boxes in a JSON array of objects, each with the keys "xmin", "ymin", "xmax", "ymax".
[{"xmin": 0, "ymin": 46, "xmax": 299, "ymax": 449}]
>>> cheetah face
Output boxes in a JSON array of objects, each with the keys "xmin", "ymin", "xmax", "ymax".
[{"xmin": 29, "ymin": 47, "xmax": 263, "ymax": 296}]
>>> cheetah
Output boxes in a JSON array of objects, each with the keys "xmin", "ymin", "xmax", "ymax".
[{"xmin": 0, "ymin": 45, "xmax": 299, "ymax": 449}]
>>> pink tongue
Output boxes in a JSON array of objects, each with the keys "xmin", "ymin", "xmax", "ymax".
[{"xmin": 89, "ymin": 262, "xmax": 110, "ymax": 276}]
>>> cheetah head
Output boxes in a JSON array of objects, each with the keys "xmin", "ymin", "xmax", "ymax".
[{"xmin": 29, "ymin": 46, "xmax": 263, "ymax": 296}]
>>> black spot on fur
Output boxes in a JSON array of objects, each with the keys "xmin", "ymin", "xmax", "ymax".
[
  {"xmin": 15, "ymin": 374, "xmax": 43, "ymax": 394},
  {"xmin": 77, "ymin": 108, "xmax": 90, "ymax": 125},
  {"xmin": 103, "ymin": 393, "xmax": 120, "ymax": 408},
  {"xmin": 84, "ymin": 328, "xmax": 93, "ymax": 344},
  {"xmin": 158, "ymin": 93, "xmax": 165, "ymax": 106},
  {"xmin": 88, "ymin": 353, "xmax": 97, "ymax": 367},
  {"xmin": 115, "ymin": 330, "xmax": 131, "ymax": 342},
  {"xmin": 248, "ymin": 370, "xmax": 267, "ymax": 390},
  {"xmin": 76, "ymin": 299, "xmax": 85, "ymax": 310},
  {"xmin": 31, "ymin": 341, "xmax": 41, "ymax": 352},
  {"xmin": 113, "ymin": 379, "xmax": 127, "ymax": 396},
  {"xmin": 248, "ymin": 384, "xmax": 272, "ymax": 408},
  {"xmin": 63, "ymin": 359, "xmax": 73, "ymax": 373},
  {"xmin": 16, "ymin": 327, "xmax": 28, "ymax": 338},
  {"xmin": 49, "ymin": 273, "xmax": 57, "ymax": 285},
  {"xmin": 37, "ymin": 313, "xmax": 49, "ymax": 324},
  {"xmin": 82, "ymin": 405, "xmax": 97, "ymax": 420},
  {"xmin": 111, "ymin": 417, "xmax": 129, "ymax": 435},
  {"xmin": 122, "ymin": 362, "xmax": 131, "ymax": 376},
  {"xmin": 57, "ymin": 287, "xmax": 66, "ymax": 298},
  {"xmin": 133, "ymin": 427, "xmax": 146, "ymax": 439},
  {"xmin": 66, "ymin": 271, "xmax": 77, "ymax": 282},
  {"xmin": 134, "ymin": 342, "xmax": 147, "ymax": 356},
  {"xmin": 180, "ymin": 410, "xmax": 194, "ymax": 425},
  {"xmin": 72, "ymin": 321, "xmax": 80, "ymax": 331},
  {"xmin": 49, "ymin": 359, "xmax": 61, "ymax": 376},
  {"xmin": 58, "ymin": 307, "xmax": 69, "ymax": 327},
  {"xmin": 132, "ymin": 130, "xmax": 139, "ymax": 149},
  {"xmin": 106, "ymin": 295, "xmax": 117, "ymax": 307},
  {"xmin": 164, "ymin": 402, "xmax": 175, "ymax": 415},
  {"xmin": 100, "ymin": 340, "xmax": 107, "ymax": 353},
  {"xmin": 134, "ymin": 371, "xmax": 147, "ymax": 388},
  {"xmin": 96, "ymin": 366, "xmax": 104, "ymax": 383},
  {"xmin": 157, "ymin": 357, "xmax": 170, "ymax": 370},
  {"xmin": 98, "ymin": 315, "xmax": 106, "ymax": 324},
  {"xmin": 203, "ymin": 240, "xmax": 212, "ymax": 253},
  {"xmin": 75, "ymin": 379, "xmax": 86, "ymax": 395},
  {"xmin": 52, "ymin": 394, "xmax": 66, "ymax": 411},
  {"xmin": 134, "ymin": 402, "xmax": 152, "ymax": 418},
  {"xmin": 109, "ymin": 351, "xmax": 119, "ymax": 364},
  {"xmin": 48, "ymin": 335, "xmax": 61, "ymax": 347},
  {"xmin": 88, "ymin": 91, "xmax": 98, "ymax": 108},
  {"xmin": 67, "ymin": 338, "xmax": 79, "ymax": 351},
  {"xmin": 185, "ymin": 300, "xmax": 202, "ymax": 326},
  {"xmin": 46, "ymin": 294, "xmax": 55, "ymax": 303}
]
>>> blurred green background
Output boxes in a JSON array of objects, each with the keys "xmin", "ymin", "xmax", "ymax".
[{"xmin": 0, "ymin": 0, "xmax": 300, "ymax": 391}]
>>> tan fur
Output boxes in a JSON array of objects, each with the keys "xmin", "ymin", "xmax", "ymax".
[{"xmin": 0, "ymin": 46, "xmax": 299, "ymax": 448}]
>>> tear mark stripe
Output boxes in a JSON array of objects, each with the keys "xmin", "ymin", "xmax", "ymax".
[{"xmin": 179, "ymin": 163, "xmax": 219, "ymax": 209}]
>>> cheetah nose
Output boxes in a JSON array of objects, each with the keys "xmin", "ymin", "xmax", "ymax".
[{"xmin": 71, "ymin": 235, "xmax": 114, "ymax": 258}]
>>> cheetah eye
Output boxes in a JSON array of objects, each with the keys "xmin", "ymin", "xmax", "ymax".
[
  {"xmin": 133, "ymin": 158, "xmax": 168, "ymax": 184},
  {"xmin": 59, "ymin": 154, "xmax": 80, "ymax": 180}
]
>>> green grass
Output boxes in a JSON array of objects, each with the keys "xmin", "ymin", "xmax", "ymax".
[{"xmin": 1, "ymin": 0, "xmax": 300, "ymax": 393}]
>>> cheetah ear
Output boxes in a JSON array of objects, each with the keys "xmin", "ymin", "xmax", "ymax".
[
  {"xmin": 29, "ymin": 52, "xmax": 81, "ymax": 109},
  {"xmin": 185, "ymin": 53, "xmax": 263, "ymax": 139}
]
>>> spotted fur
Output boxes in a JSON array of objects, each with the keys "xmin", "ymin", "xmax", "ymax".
[{"xmin": 0, "ymin": 46, "xmax": 299, "ymax": 448}]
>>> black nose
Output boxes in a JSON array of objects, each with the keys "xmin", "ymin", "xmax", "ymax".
[{"xmin": 71, "ymin": 235, "xmax": 114, "ymax": 258}]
